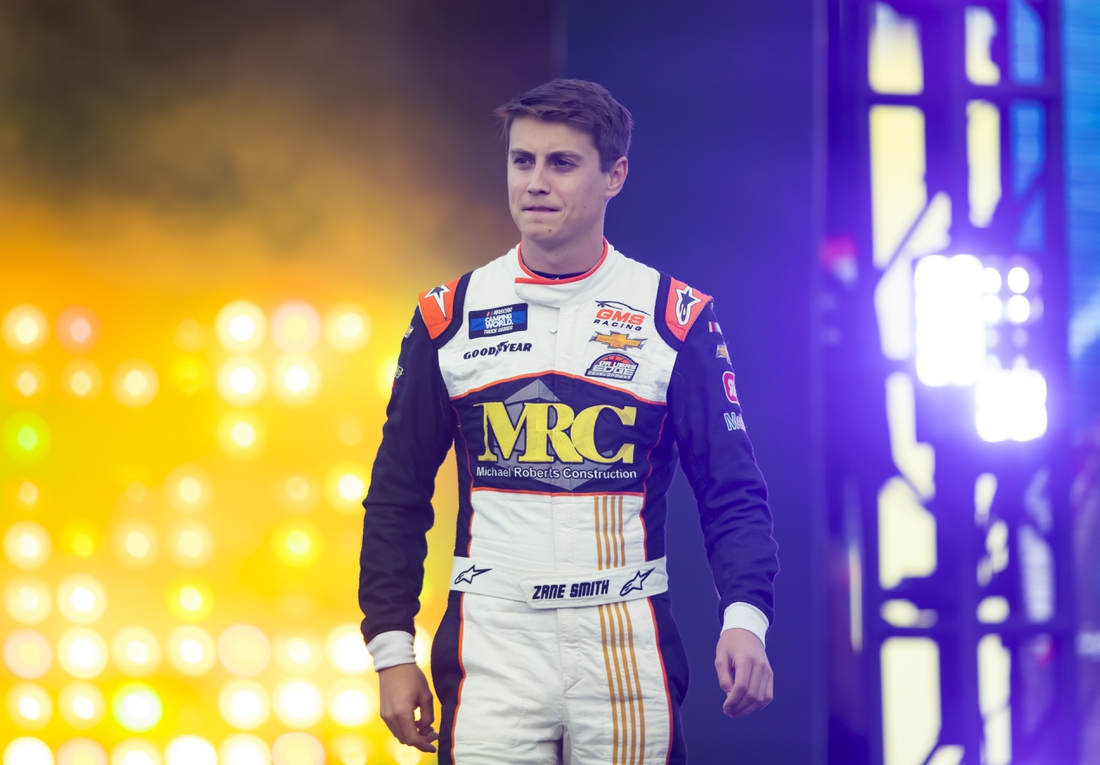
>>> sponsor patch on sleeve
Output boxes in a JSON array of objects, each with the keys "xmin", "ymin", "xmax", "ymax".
[
  {"xmin": 708, "ymin": 321, "xmax": 723, "ymax": 334},
  {"xmin": 716, "ymin": 344, "xmax": 730, "ymax": 363},
  {"xmin": 586, "ymin": 352, "xmax": 639, "ymax": 381},
  {"xmin": 469, "ymin": 303, "xmax": 528, "ymax": 339},
  {"xmin": 724, "ymin": 412, "xmax": 745, "ymax": 431},
  {"xmin": 722, "ymin": 370, "xmax": 739, "ymax": 403}
]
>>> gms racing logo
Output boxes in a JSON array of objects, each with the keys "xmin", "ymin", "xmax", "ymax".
[
  {"xmin": 476, "ymin": 401, "xmax": 637, "ymax": 464},
  {"xmin": 593, "ymin": 300, "xmax": 649, "ymax": 332}
]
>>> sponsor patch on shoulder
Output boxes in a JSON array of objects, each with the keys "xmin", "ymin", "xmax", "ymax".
[
  {"xmin": 724, "ymin": 412, "xmax": 745, "ymax": 431},
  {"xmin": 586, "ymin": 352, "xmax": 639, "ymax": 381},
  {"xmin": 722, "ymin": 370, "xmax": 738, "ymax": 403},
  {"xmin": 469, "ymin": 303, "xmax": 528, "ymax": 339},
  {"xmin": 709, "ymin": 321, "xmax": 723, "ymax": 334},
  {"xmin": 716, "ymin": 343, "xmax": 730, "ymax": 363}
]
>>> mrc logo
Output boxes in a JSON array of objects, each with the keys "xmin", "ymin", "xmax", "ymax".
[{"xmin": 475, "ymin": 402, "xmax": 637, "ymax": 464}]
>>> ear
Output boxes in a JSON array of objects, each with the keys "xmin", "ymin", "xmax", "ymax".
[{"xmin": 605, "ymin": 156, "xmax": 629, "ymax": 199}]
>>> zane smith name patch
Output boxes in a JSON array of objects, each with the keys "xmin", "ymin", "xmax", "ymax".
[
  {"xmin": 469, "ymin": 303, "xmax": 528, "ymax": 339},
  {"xmin": 586, "ymin": 352, "xmax": 638, "ymax": 382}
]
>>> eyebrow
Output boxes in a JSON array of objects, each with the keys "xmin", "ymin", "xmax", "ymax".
[{"xmin": 509, "ymin": 148, "xmax": 586, "ymax": 162}]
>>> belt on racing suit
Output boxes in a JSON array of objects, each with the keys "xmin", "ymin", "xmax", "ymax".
[{"xmin": 449, "ymin": 556, "xmax": 669, "ymax": 610}]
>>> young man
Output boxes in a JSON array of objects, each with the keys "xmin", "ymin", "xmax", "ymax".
[{"xmin": 359, "ymin": 79, "xmax": 778, "ymax": 764}]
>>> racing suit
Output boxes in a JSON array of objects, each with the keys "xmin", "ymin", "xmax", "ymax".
[{"xmin": 359, "ymin": 241, "xmax": 778, "ymax": 764}]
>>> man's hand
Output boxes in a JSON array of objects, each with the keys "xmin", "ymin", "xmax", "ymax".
[
  {"xmin": 378, "ymin": 663, "xmax": 439, "ymax": 753},
  {"xmin": 715, "ymin": 628, "xmax": 773, "ymax": 718}
]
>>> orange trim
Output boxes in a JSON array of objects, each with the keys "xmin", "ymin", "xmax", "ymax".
[
  {"xmin": 470, "ymin": 487, "xmax": 644, "ymax": 498},
  {"xmin": 648, "ymin": 598, "xmax": 676, "ymax": 765},
  {"xmin": 418, "ymin": 277, "xmax": 461, "ymax": 340},
  {"xmin": 450, "ymin": 370, "xmax": 665, "ymax": 407},
  {"xmin": 663, "ymin": 277, "xmax": 711, "ymax": 343},
  {"xmin": 515, "ymin": 239, "xmax": 609, "ymax": 285}
]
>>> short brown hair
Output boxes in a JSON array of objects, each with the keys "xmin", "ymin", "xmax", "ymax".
[{"xmin": 495, "ymin": 79, "xmax": 633, "ymax": 173}]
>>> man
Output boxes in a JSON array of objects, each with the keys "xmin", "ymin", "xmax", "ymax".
[{"xmin": 359, "ymin": 79, "xmax": 778, "ymax": 764}]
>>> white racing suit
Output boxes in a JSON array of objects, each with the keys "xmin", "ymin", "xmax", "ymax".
[{"xmin": 359, "ymin": 242, "xmax": 778, "ymax": 764}]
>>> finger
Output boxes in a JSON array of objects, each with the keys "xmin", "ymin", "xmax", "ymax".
[
  {"xmin": 723, "ymin": 660, "xmax": 758, "ymax": 717},
  {"xmin": 727, "ymin": 661, "xmax": 772, "ymax": 717},
  {"xmin": 398, "ymin": 713, "xmax": 437, "ymax": 753},
  {"xmin": 714, "ymin": 651, "xmax": 735, "ymax": 694},
  {"xmin": 416, "ymin": 688, "xmax": 438, "ymax": 740}
]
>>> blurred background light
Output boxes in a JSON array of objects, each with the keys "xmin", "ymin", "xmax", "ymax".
[
  {"xmin": 3, "ymin": 305, "xmax": 49, "ymax": 354},
  {"xmin": 11, "ymin": 362, "xmax": 46, "ymax": 401},
  {"xmin": 164, "ymin": 737, "xmax": 216, "ymax": 765},
  {"xmin": 981, "ymin": 295, "xmax": 1004, "ymax": 324},
  {"xmin": 220, "ymin": 735, "xmax": 270, "ymax": 765},
  {"xmin": 981, "ymin": 266, "xmax": 1002, "ymax": 293},
  {"xmin": 1007, "ymin": 265, "xmax": 1031, "ymax": 293},
  {"xmin": 4, "ymin": 521, "xmax": 52, "ymax": 570},
  {"xmin": 167, "ymin": 581, "xmax": 214, "ymax": 621},
  {"xmin": 63, "ymin": 520, "xmax": 100, "ymax": 558},
  {"xmin": 57, "ymin": 738, "xmax": 107, "ymax": 765},
  {"xmin": 174, "ymin": 318, "xmax": 206, "ymax": 353},
  {"xmin": 326, "ymin": 623, "xmax": 372, "ymax": 674},
  {"xmin": 272, "ymin": 733, "xmax": 324, "ymax": 765},
  {"xmin": 167, "ymin": 520, "xmax": 214, "ymax": 568},
  {"xmin": 270, "ymin": 521, "xmax": 323, "ymax": 568},
  {"xmin": 273, "ymin": 633, "xmax": 323, "ymax": 674},
  {"xmin": 57, "ymin": 574, "xmax": 107, "ymax": 624},
  {"xmin": 328, "ymin": 735, "xmax": 371, "ymax": 765},
  {"xmin": 112, "ymin": 684, "xmax": 163, "ymax": 733},
  {"xmin": 2, "ymin": 414, "xmax": 52, "ymax": 464},
  {"xmin": 111, "ymin": 361, "xmax": 159, "ymax": 408},
  {"xmin": 166, "ymin": 625, "xmax": 216, "ymax": 676},
  {"xmin": 4, "ymin": 576, "xmax": 53, "ymax": 625},
  {"xmin": 277, "ymin": 474, "xmax": 319, "ymax": 513},
  {"xmin": 216, "ymin": 302, "xmax": 266, "ymax": 353},
  {"xmin": 111, "ymin": 626, "xmax": 162, "ymax": 677},
  {"xmin": 272, "ymin": 301, "xmax": 321, "ymax": 353},
  {"xmin": 3, "ymin": 629, "xmax": 52, "ymax": 679},
  {"xmin": 387, "ymin": 739, "xmax": 426, "ymax": 765},
  {"xmin": 218, "ymin": 680, "xmax": 270, "ymax": 730},
  {"xmin": 15, "ymin": 480, "xmax": 40, "ymax": 509},
  {"xmin": 170, "ymin": 356, "xmax": 210, "ymax": 395},
  {"xmin": 2, "ymin": 737, "xmax": 53, "ymax": 765},
  {"xmin": 165, "ymin": 464, "xmax": 213, "ymax": 513},
  {"xmin": 323, "ymin": 303, "xmax": 371, "ymax": 353},
  {"xmin": 326, "ymin": 678, "xmax": 375, "ymax": 727},
  {"xmin": 1006, "ymin": 294, "xmax": 1032, "ymax": 323},
  {"xmin": 109, "ymin": 739, "xmax": 162, "ymax": 765},
  {"xmin": 112, "ymin": 520, "xmax": 159, "ymax": 568},
  {"xmin": 325, "ymin": 463, "xmax": 369, "ymax": 513},
  {"xmin": 216, "ymin": 411, "xmax": 265, "ymax": 458},
  {"xmin": 975, "ymin": 365, "xmax": 1048, "ymax": 442},
  {"xmin": 272, "ymin": 355, "xmax": 322, "ymax": 406},
  {"xmin": 375, "ymin": 354, "xmax": 400, "ymax": 398},
  {"xmin": 414, "ymin": 625, "xmax": 432, "ymax": 669},
  {"xmin": 978, "ymin": 596, "xmax": 1011, "ymax": 624},
  {"xmin": 58, "ymin": 627, "xmax": 108, "ymax": 679},
  {"xmin": 58, "ymin": 683, "xmax": 106, "ymax": 729},
  {"xmin": 914, "ymin": 254, "xmax": 986, "ymax": 386},
  {"xmin": 272, "ymin": 678, "xmax": 324, "ymax": 728},
  {"xmin": 6, "ymin": 683, "xmax": 52, "ymax": 730},
  {"xmin": 217, "ymin": 624, "xmax": 271, "ymax": 676},
  {"xmin": 216, "ymin": 357, "xmax": 266, "ymax": 406},
  {"xmin": 56, "ymin": 306, "xmax": 101, "ymax": 353}
]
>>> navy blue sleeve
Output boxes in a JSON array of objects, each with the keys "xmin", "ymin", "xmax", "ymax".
[
  {"xmin": 358, "ymin": 308, "xmax": 454, "ymax": 643},
  {"xmin": 667, "ymin": 302, "xmax": 779, "ymax": 627}
]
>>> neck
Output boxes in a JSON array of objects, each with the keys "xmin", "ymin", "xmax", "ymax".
[{"xmin": 519, "ymin": 230, "xmax": 605, "ymax": 275}]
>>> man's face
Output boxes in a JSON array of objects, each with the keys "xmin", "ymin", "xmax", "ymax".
[{"xmin": 507, "ymin": 116, "xmax": 626, "ymax": 250}]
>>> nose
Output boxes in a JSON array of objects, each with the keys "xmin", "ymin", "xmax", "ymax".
[{"xmin": 526, "ymin": 159, "xmax": 551, "ymax": 195}]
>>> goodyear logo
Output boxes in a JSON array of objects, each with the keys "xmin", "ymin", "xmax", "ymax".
[{"xmin": 476, "ymin": 402, "xmax": 637, "ymax": 464}]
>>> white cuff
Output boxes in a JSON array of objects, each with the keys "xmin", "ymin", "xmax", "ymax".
[
  {"xmin": 721, "ymin": 602, "xmax": 769, "ymax": 649},
  {"xmin": 367, "ymin": 630, "xmax": 416, "ymax": 671}
]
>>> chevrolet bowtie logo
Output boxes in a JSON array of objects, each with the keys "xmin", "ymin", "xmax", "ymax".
[
  {"xmin": 453, "ymin": 564, "xmax": 491, "ymax": 585},
  {"xmin": 592, "ymin": 331, "xmax": 645, "ymax": 350},
  {"xmin": 619, "ymin": 568, "xmax": 655, "ymax": 597}
]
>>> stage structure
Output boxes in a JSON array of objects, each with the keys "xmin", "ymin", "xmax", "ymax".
[{"xmin": 823, "ymin": 1, "xmax": 1076, "ymax": 764}]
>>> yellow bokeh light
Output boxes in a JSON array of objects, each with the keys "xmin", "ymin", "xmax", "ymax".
[
  {"xmin": 167, "ymin": 580, "xmax": 214, "ymax": 621},
  {"xmin": 62, "ymin": 358, "xmax": 105, "ymax": 401},
  {"xmin": 165, "ymin": 463, "xmax": 213, "ymax": 513},
  {"xmin": 112, "ymin": 360, "xmax": 160, "ymax": 408},
  {"xmin": 217, "ymin": 410, "xmax": 266, "ymax": 458},
  {"xmin": 272, "ymin": 678, "xmax": 325, "ymax": 728},
  {"xmin": 59, "ymin": 682, "xmax": 106, "ymax": 729},
  {"xmin": 388, "ymin": 738, "xmax": 428, "ymax": 765},
  {"xmin": 11, "ymin": 361, "xmax": 46, "ymax": 401},
  {"xmin": 4, "ymin": 576, "xmax": 53, "ymax": 626},
  {"xmin": 216, "ymin": 356, "xmax": 267, "ymax": 406},
  {"xmin": 324, "ymin": 303, "xmax": 372, "ymax": 353},
  {"xmin": 171, "ymin": 355, "xmax": 210, "ymax": 395},
  {"xmin": 220, "ymin": 735, "xmax": 270, "ymax": 765},
  {"xmin": 168, "ymin": 520, "xmax": 214, "ymax": 568},
  {"xmin": 16, "ymin": 480, "xmax": 41, "ymax": 508},
  {"xmin": 414, "ymin": 625, "xmax": 432, "ymax": 670},
  {"xmin": 109, "ymin": 739, "xmax": 162, "ymax": 765},
  {"xmin": 61, "ymin": 520, "xmax": 100, "ymax": 558},
  {"xmin": 174, "ymin": 317, "xmax": 206, "ymax": 352},
  {"xmin": 218, "ymin": 679, "xmax": 270, "ymax": 730},
  {"xmin": 4, "ymin": 521, "xmax": 52, "ymax": 570},
  {"xmin": 58, "ymin": 627, "xmax": 108, "ymax": 679},
  {"xmin": 111, "ymin": 626, "xmax": 162, "ymax": 677},
  {"xmin": 217, "ymin": 624, "xmax": 271, "ymax": 677},
  {"xmin": 57, "ymin": 738, "xmax": 108, "ymax": 765},
  {"xmin": 56, "ymin": 306, "xmax": 101, "ymax": 353},
  {"xmin": 272, "ymin": 354, "xmax": 322, "ymax": 405},
  {"xmin": 6, "ymin": 682, "xmax": 53, "ymax": 731},
  {"xmin": 112, "ymin": 520, "xmax": 159, "ymax": 568},
  {"xmin": 271, "ymin": 521, "xmax": 323, "ymax": 568},
  {"xmin": 166, "ymin": 625, "xmax": 216, "ymax": 676},
  {"xmin": 2, "ymin": 737, "xmax": 54, "ymax": 765},
  {"xmin": 216, "ymin": 301, "xmax": 267, "ymax": 353},
  {"xmin": 328, "ymin": 734, "xmax": 372, "ymax": 765},
  {"xmin": 376, "ymin": 353, "xmax": 400, "ymax": 398},
  {"xmin": 272, "ymin": 300, "xmax": 322, "ymax": 353},
  {"xmin": 324, "ymin": 463, "xmax": 370, "ymax": 512},
  {"xmin": 273, "ymin": 632, "xmax": 323, "ymax": 674},
  {"xmin": 164, "ymin": 736, "xmax": 217, "ymax": 765},
  {"xmin": 273, "ymin": 733, "xmax": 325, "ymax": 765},
  {"xmin": 326, "ymin": 623, "xmax": 372, "ymax": 674},
  {"xmin": 3, "ymin": 629, "xmax": 52, "ymax": 679},
  {"xmin": 327, "ymin": 678, "xmax": 376, "ymax": 728},
  {"xmin": 3, "ymin": 304, "xmax": 49, "ymax": 354},
  {"xmin": 57, "ymin": 574, "xmax": 108, "ymax": 625},
  {"xmin": 277, "ymin": 474, "xmax": 319, "ymax": 513}
]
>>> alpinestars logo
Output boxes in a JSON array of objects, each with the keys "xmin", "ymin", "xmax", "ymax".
[
  {"xmin": 619, "ymin": 568, "xmax": 655, "ymax": 597},
  {"xmin": 454, "ymin": 565, "xmax": 491, "ymax": 584},
  {"xmin": 427, "ymin": 284, "xmax": 450, "ymax": 318},
  {"xmin": 675, "ymin": 286, "xmax": 701, "ymax": 326}
]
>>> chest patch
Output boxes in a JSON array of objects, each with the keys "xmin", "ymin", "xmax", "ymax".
[{"xmin": 469, "ymin": 303, "xmax": 528, "ymax": 339}]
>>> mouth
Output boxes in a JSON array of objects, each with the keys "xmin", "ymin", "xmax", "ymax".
[{"xmin": 523, "ymin": 206, "xmax": 559, "ymax": 213}]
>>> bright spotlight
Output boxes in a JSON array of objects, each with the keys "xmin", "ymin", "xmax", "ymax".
[
  {"xmin": 57, "ymin": 574, "xmax": 107, "ymax": 624},
  {"xmin": 2, "ymin": 305, "xmax": 49, "ymax": 354},
  {"xmin": 167, "ymin": 580, "xmax": 214, "ymax": 621},
  {"xmin": 1007, "ymin": 266, "xmax": 1030, "ymax": 293},
  {"xmin": 56, "ymin": 306, "xmax": 101, "ymax": 353},
  {"xmin": 975, "ymin": 364, "xmax": 1047, "ymax": 442},
  {"xmin": 217, "ymin": 411, "xmax": 265, "ymax": 458},
  {"xmin": 272, "ymin": 733, "xmax": 325, "ymax": 765},
  {"xmin": 274, "ymin": 633, "xmax": 323, "ymax": 674},
  {"xmin": 3, "ymin": 629, "xmax": 52, "ymax": 680},
  {"xmin": 1005, "ymin": 294, "xmax": 1031, "ymax": 323},
  {"xmin": 980, "ymin": 266, "xmax": 1002, "ymax": 294},
  {"xmin": 166, "ymin": 464, "xmax": 212, "ymax": 513},
  {"xmin": 111, "ymin": 684, "xmax": 163, "ymax": 733},
  {"xmin": 327, "ymin": 678, "xmax": 375, "ymax": 727},
  {"xmin": 6, "ymin": 682, "xmax": 52, "ymax": 730},
  {"xmin": 4, "ymin": 521, "xmax": 51, "ymax": 570},
  {"xmin": 325, "ymin": 463, "xmax": 370, "ymax": 512},
  {"xmin": 272, "ymin": 678, "xmax": 325, "ymax": 728},
  {"xmin": 112, "ymin": 520, "xmax": 159, "ymax": 568},
  {"xmin": 4, "ymin": 577, "xmax": 52, "ymax": 625},
  {"xmin": 324, "ymin": 303, "xmax": 372, "ymax": 353},
  {"xmin": 58, "ymin": 682, "xmax": 106, "ymax": 729},
  {"xmin": 217, "ymin": 624, "xmax": 271, "ymax": 677},
  {"xmin": 111, "ymin": 626, "xmax": 162, "ymax": 677},
  {"xmin": 326, "ymin": 623, "xmax": 372, "ymax": 674},
  {"xmin": 2, "ymin": 737, "xmax": 54, "ymax": 765},
  {"xmin": 271, "ymin": 522, "xmax": 322, "ymax": 568},
  {"xmin": 272, "ymin": 355, "xmax": 322, "ymax": 405},
  {"xmin": 165, "ymin": 736, "xmax": 217, "ymax": 765},
  {"xmin": 58, "ymin": 627, "xmax": 108, "ymax": 679},
  {"xmin": 109, "ymin": 739, "xmax": 162, "ymax": 765},
  {"xmin": 218, "ymin": 680, "xmax": 270, "ymax": 730},
  {"xmin": 272, "ymin": 301, "xmax": 322, "ymax": 353},
  {"xmin": 914, "ymin": 254, "xmax": 986, "ymax": 386},
  {"xmin": 166, "ymin": 625, "xmax": 216, "ymax": 676},
  {"xmin": 220, "ymin": 735, "xmax": 271, "ymax": 765},
  {"xmin": 216, "ymin": 301, "xmax": 266, "ymax": 353},
  {"xmin": 112, "ymin": 361, "xmax": 159, "ymax": 408},
  {"xmin": 216, "ymin": 357, "xmax": 266, "ymax": 406},
  {"xmin": 57, "ymin": 739, "xmax": 107, "ymax": 765},
  {"xmin": 167, "ymin": 521, "xmax": 214, "ymax": 568}
]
